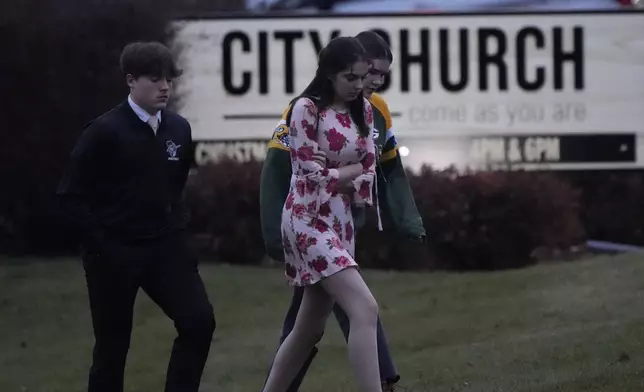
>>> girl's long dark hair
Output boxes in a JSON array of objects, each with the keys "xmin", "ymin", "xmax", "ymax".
[{"xmin": 287, "ymin": 37, "xmax": 370, "ymax": 138}]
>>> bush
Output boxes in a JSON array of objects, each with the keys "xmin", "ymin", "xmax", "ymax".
[
  {"xmin": 354, "ymin": 166, "xmax": 586, "ymax": 271},
  {"xmin": 0, "ymin": 0, "xmax": 244, "ymax": 255},
  {"xmin": 185, "ymin": 158, "xmax": 265, "ymax": 264},
  {"xmin": 1, "ymin": 0, "xmax": 173, "ymax": 255},
  {"xmin": 561, "ymin": 170, "xmax": 644, "ymax": 246},
  {"xmin": 186, "ymin": 160, "xmax": 586, "ymax": 271}
]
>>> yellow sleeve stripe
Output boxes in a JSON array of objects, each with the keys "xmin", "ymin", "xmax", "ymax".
[
  {"xmin": 380, "ymin": 146, "xmax": 398, "ymax": 163},
  {"xmin": 268, "ymin": 123, "xmax": 290, "ymax": 151},
  {"xmin": 267, "ymin": 104, "xmax": 293, "ymax": 150},
  {"xmin": 268, "ymin": 140, "xmax": 289, "ymax": 151},
  {"xmin": 368, "ymin": 93, "xmax": 392, "ymax": 131}
]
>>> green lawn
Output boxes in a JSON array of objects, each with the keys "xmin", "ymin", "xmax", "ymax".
[{"xmin": 1, "ymin": 254, "xmax": 643, "ymax": 392}]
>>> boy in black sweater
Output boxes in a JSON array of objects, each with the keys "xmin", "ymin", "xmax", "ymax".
[{"xmin": 57, "ymin": 41, "xmax": 215, "ymax": 392}]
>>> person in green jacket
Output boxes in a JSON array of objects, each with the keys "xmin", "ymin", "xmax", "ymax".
[{"xmin": 259, "ymin": 31, "xmax": 425, "ymax": 392}]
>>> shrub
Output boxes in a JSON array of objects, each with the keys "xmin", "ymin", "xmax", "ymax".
[
  {"xmin": 561, "ymin": 170, "xmax": 644, "ymax": 246},
  {"xmin": 0, "ymin": 0, "xmax": 244, "ymax": 255},
  {"xmin": 353, "ymin": 166, "xmax": 585, "ymax": 271},
  {"xmin": 185, "ymin": 160, "xmax": 586, "ymax": 271},
  {"xmin": 185, "ymin": 158, "xmax": 265, "ymax": 264}
]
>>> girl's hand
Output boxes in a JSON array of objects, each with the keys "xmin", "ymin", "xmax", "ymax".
[{"xmin": 313, "ymin": 149, "xmax": 326, "ymax": 167}]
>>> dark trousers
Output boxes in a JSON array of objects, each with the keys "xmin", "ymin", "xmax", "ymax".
[
  {"xmin": 265, "ymin": 286, "xmax": 400, "ymax": 392},
  {"xmin": 82, "ymin": 233, "xmax": 216, "ymax": 392}
]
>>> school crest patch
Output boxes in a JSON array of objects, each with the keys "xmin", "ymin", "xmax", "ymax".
[{"xmin": 269, "ymin": 123, "xmax": 291, "ymax": 150}]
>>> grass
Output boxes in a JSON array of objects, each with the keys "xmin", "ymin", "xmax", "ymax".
[{"xmin": 1, "ymin": 254, "xmax": 644, "ymax": 392}]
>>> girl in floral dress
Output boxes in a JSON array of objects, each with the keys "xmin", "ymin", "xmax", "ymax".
[{"xmin": 261, "ymin": 37, "xmax": 382, "ymax": 392}]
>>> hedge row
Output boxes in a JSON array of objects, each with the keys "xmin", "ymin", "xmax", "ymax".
[
  {"xmin": 185, "ymin": 159, "xmax": 589, "ymax": 271},
  {"xmin": 563, "ymin": 170, "xmax": 644, "ymax": 246}
]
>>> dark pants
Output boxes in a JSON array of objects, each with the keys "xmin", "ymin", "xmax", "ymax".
[
  {"xmin": 266, "ymin": 286, "xmax": 400, "ymax": 392},
  {"xmin": 82, "ymin": 233, "xmax": 216, "ymax": 392}
]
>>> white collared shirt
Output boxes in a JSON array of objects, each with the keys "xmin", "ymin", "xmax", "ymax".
[{"xmin": 128, "ymin": 95, "xmax": 162, "ymax": 134}]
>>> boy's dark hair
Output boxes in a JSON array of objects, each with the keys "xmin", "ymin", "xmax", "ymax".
[
  {"xmin": 355, "ymin": 30, "xmax": 393, "ymax": 63},
  {"xmin": 119, "ymin": 41, "xmax": 182, "ymax": 79}
]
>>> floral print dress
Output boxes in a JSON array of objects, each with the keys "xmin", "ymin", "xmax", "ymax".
[{"xmin": 281, "ymin": 97, "xmax": 376, "ymax": 286}]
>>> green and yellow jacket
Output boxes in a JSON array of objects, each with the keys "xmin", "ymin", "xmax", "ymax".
[{"xmin": 260, "ymin": 93, "xmax": 425, "ymax": 261}]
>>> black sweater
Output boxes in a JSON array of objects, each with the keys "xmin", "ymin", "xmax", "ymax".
[{"xmin": 57, "ymin": 101, "xmax": 193, "ymax": 249}]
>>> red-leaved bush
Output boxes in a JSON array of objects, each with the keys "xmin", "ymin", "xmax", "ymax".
[
  {"xmin": 185, "ymin": 158, "xmax": 264, "ymax": 265},
  {"xmin": 561, "ymin": 170, "xmax": 644, "ymax": 246},
  {"xmin": 185, "ymin": 160, "xmax": 586, "ymax": 271}
]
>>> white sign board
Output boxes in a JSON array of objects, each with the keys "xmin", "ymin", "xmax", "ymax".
[{"xmin": 172, "ymin": 11, "xmax": 644, "ymax": 169}]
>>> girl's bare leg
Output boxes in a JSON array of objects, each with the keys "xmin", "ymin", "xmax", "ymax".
[
  {"xmin": 262, "ymin": 284, "xmax": 333, "ymax": 392},
  {"xmin": 321, "ymin": 267, "xmax": 381, "ymax": 392}
]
